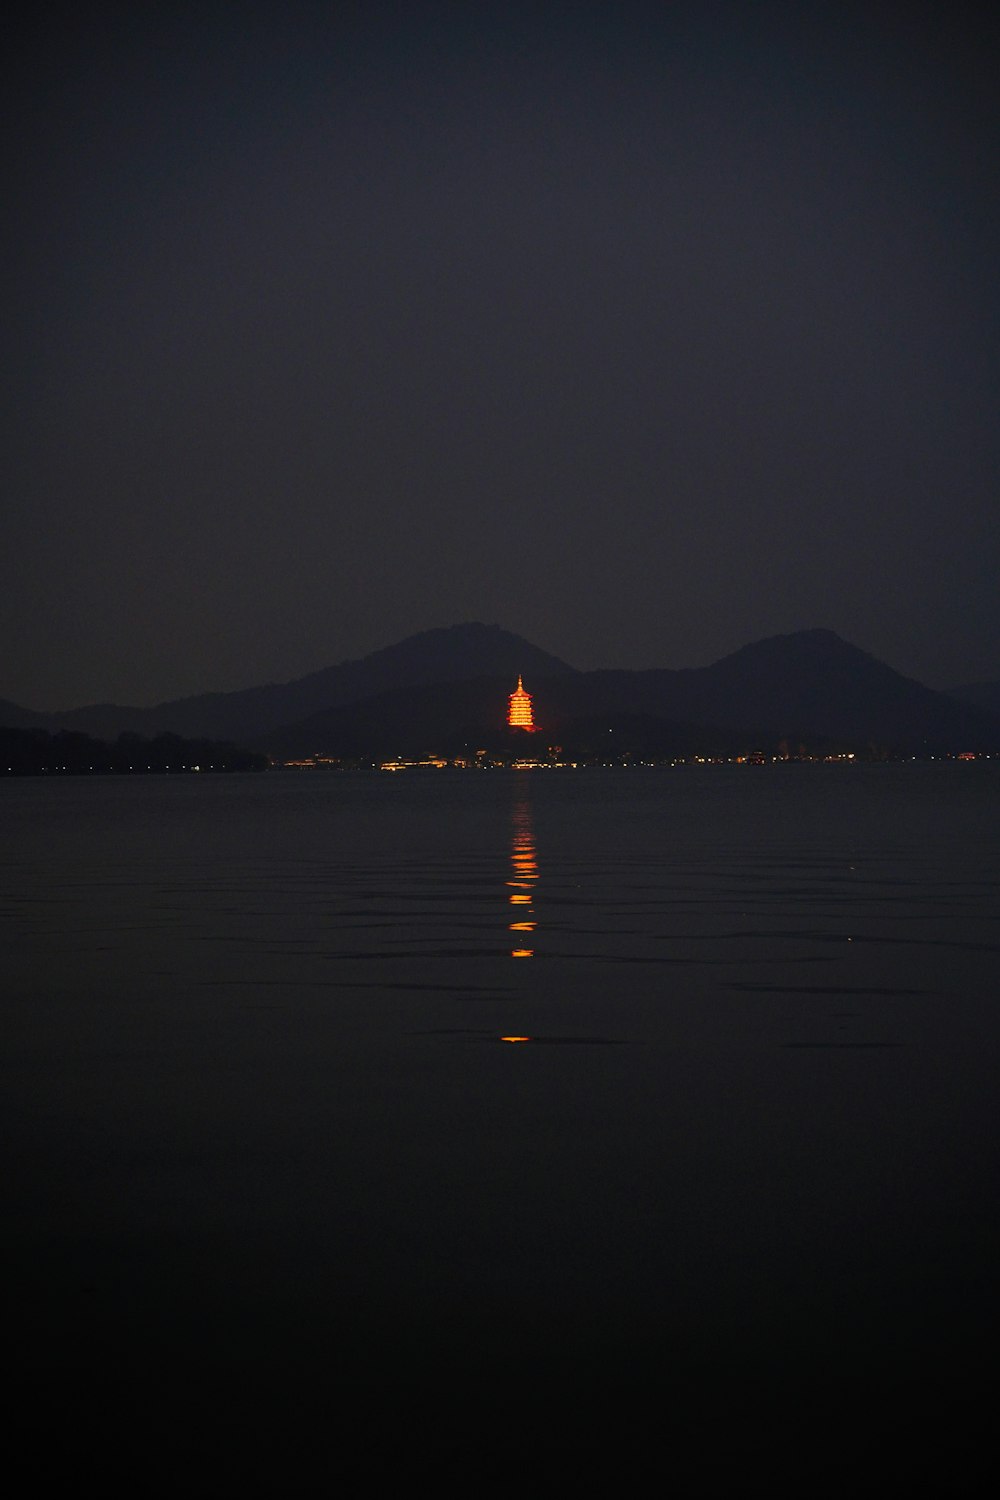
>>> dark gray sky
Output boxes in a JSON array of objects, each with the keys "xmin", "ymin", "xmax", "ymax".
[{"xmin": 4, "ymin": 1, "xmax": 998, "ymax": 708}]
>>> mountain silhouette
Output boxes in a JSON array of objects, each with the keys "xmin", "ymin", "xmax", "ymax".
[
  {"xmin": 262, "ymin": 628, "xmax": 1000, "ymax": 758},
  {"xmin": 658, "ymin": 629, "xmax": 1000, "ymax": 749},
  {"xmin": 3, "ymin": 626, "xmax": 998, "ymax": 756},
  {"xmin": 946, "ymin": 679, "xmax": 1000, "ymax": 717},
  {"xmin": 23, "ymin": 624, "xmax": 574, "ymax": 743},
  {"xmin": 0, "ymin": 698, "xmax": 48, "ymax": 730}
]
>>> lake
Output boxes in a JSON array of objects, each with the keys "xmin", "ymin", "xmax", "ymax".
[{"xmin": 3, "ymin": 765, "xmax": 998, "ymax": 1487}]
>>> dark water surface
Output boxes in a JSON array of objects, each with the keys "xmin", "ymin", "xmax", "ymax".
[{"xmin": 4, "ymin": 765, "xmax": 998, "ymax": 1487}]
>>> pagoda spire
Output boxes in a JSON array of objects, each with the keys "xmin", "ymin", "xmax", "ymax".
[{"xmin": 508, "ymin": 674, "xmax": 535, "ymax": 730}]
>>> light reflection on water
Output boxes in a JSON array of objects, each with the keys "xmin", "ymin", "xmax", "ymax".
[
  {"xmin": 2, "ymin": 763, "xmax": 999, "ymax": 1460},
  {"xmin": 508, "ymin": 784, "xmax": 537, "ymax": 958},
  {"xmin": 3, "ymin": 764, "xmax": 998, "ymax": 983}
]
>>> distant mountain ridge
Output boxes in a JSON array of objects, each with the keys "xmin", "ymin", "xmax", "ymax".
[
  {"xmin": 947, "ymin": 680, "xmax": 1000, "ymax": 717},
  {"xmin": 16, "ymin": 624, "xmax": 574, "ymax": 743},
  {"xmin": 0, "ymin": 698, "xmax": 48, "ymax": 730},
  {"xmin": 3, "ymin": 625, "xmax": 998, "ymax": 756},
  {"xmin": 263, "ymin": 628, "xmax": 1000, "ymax": 758}
]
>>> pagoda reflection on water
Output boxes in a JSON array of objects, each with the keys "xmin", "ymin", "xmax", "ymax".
[
  {"xmin": 507, "ymin": 674, "xmax": 535, "ymax": 730},
  {"xmin": 508, "ymin": 787, "xmax": 537, "ymax": 958}
]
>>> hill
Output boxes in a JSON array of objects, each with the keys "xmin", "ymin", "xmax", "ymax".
[
  {"xmin": 0, "ymin": 698, "xmax": 49, "ymax": 730},
  {"xmin": 0, "ymin": 726, "xmax": 266, "ymax": 775},
  {"xmin": 629, "ymin": 629, "xmax": 999, "ymax": 751},
  {"xmin": 946, "ymin": 680, "xmax": 1000, "ymax": 717},
  {"xmin": 15, "ymin": 624, "xmax": 575, "ymax": 743},
  {"xmin": 261, "ymin": 629, "xmax": 1000, "ymax": 759},
  {"xmin": 4, "ymin": 627, "xmax": 998, "ymax": 758}
]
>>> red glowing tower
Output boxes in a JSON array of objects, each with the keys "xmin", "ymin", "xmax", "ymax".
[{"xmin": 508, "ymin": 675, "xmax": 535, "ymax": 731}]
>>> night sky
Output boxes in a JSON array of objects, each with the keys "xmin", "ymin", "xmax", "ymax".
[{"xmin": 4, "ymin": 1, "xmax": 998, "ymax": 710}]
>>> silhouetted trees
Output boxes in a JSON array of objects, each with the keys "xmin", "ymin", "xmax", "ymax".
[{"xmin": 0, "ymin": 726, "xmax": 267, "ymax": 775}]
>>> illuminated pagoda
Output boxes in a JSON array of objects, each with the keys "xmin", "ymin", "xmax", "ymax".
[{"xmin": 508, "ymin": 675, "xmax": 536, "ymax": 731}]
